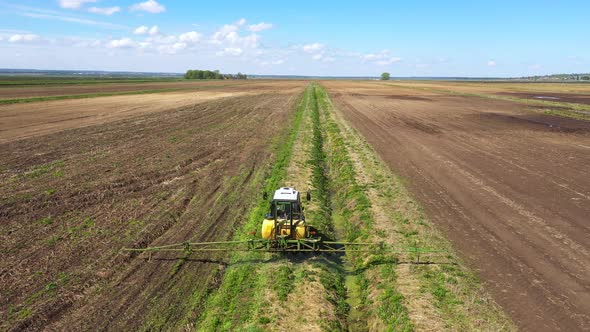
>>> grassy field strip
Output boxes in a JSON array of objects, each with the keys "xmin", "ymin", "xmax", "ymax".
[
  {"xmin": 185, "ymin": 85, "xmax": 311, "ymax": 331},
  {"xmin": 0, "ymin": 82, "xmax": 251, "ymax": 105},
  {"xmin": 240, "ymin": 82, "xmax": 349, "ymax": 331},
  {"xmin": 322, "ymin": 83, "xmax": 517, "ymax": 331},
  {"xmin": 192, "ymin": 83, "xmax": 376, "ymax": 331},
  {"xmin": 380, "ymin": 82, "xmax": 590, "ymax": 121},
  {"xmin": 316, "ymin": 84, "xmax": 414, "ymax": 331}
]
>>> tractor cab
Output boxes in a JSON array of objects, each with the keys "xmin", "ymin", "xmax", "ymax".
[{"xmin": 261, "ymin": 187, "xmax": 312, "ymax": 240}]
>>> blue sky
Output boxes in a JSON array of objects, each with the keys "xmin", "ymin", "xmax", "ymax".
[{"xmin": 0, "ymin": 0, "xmax": 588, "ymax": 76}]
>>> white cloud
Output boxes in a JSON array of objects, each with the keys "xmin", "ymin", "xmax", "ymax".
[
  {"xmin": 178, "ymin": 31, "xmax": 202, "ymax": 43},
  {"xmin": 134, "ymin": 25, "xmax": 159, "ymax": 35},
  {"xmin": 211, "ymin": 24, "xmax": 240, "ymax": 44},
  {"xmin": 88, "ymin": 6, "xmax": 120, "ymax": 15},
  {"xmin": 157, "ymin": 42, "xmax": 186, "ymax": 54},
  {"xmin": 130, "ymin": 0, "xmax": 166, "ymax": 13},
  {"xmin": 107, "ymin": 38, "xmax": 136, "ymax": 49},
  {"xmin": 375, "ymin": 57, "xmax": 401, "ymax": 66},
  {"xmin": 217, "ymin": 47, "xmax": 243, "ymax": 56},
  {"xmin": 303, "ymin": 43, "xmax": 324, "ymax": 53},
  {"xmin": 210, "ymin": 20, "xmax": 259, "ymax": 49},
  {"xmin": 59, "ymin": 0, "xmax": 97, "ymax": 9},
  {"xmin": 248, "ymin": 22, "xmax": 273, "ymax": 32},
  {"xmin": 173, "ymin": 42, "xmax": 186, "ymax": 50},
  {"xmin": 363, "ymin": 54, "xmax": 379, "ymax": 61},
  {"xmin": 487, "ymin": 60, "xmax": 497, "ymax": 67},
  {"xmin": 529, "ymin": 64, "xmax": 541, "ymax": 70},
  {"xmin": 311, "ymin": 53, "xmax": 335, "ymax": 63},
  {"xmin": 58, "ymin": 36, "xmax": 102, "ymax": 48},
  {"xmin": 8, "ymin": 34, "xmax": 41, "ymax": 43},
  {"xmin": 242, "ymin": 34, "xmax": 259, "ymax": 49},
  {"xmin": 362, "ymin": 50, "xmax": 402, "ymax": 66},
  {"xmin": 134, "ymin": 25, "xmax": 148, "ymax": 35},
  {"xmin": 259, "ymin": 59, "xmax": 285, "ymax": 66},
  {"xmin": 148, "ymin": 34, "xmax": 176, "ymax": 44},
  {"xmin": 224, "ymin": 31, "xmax": 239, "ymax": 44},
  {"xmin": 149, "ymin": 25, "xmax": 160, "ymax": 36}
]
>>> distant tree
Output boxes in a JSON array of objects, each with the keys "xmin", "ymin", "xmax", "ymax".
[
  {"xmin": 582, "ymin": 76, "xmax": 590, "ymax": 81},
  {"xmin": 184, "ymin": 69, "xmax": 247, "ymax": 80},
  {"xmin": 381, "ymin": 72, "xmax": 390, "ymax": 80}
]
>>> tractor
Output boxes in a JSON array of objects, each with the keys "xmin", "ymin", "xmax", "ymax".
[{"xmin": 261, "ymin": 187, "xmax": 315, "ymax": 240}]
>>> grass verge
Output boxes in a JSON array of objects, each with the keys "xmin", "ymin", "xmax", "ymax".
[
  {"xmin": 189, "ymin": 85, "xmax": 310, "ymax": 331},
  {"xmin": 315, "ymin": 83, "xmax": 414, "ymax": 331}
]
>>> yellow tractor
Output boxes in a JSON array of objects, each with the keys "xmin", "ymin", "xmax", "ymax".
[{"xmin": 261, "ymin": 187, "xmax": 316, "ymax": 241}]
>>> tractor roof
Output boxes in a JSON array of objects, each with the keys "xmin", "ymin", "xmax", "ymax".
[{"xmin": 273, "ymin": 187, "xmax": 299, "ymax": 201}]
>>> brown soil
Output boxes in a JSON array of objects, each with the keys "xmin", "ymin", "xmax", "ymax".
[
  {"xmin": 0, "ymin": 81, "xmax": 303, "ymax": 143},
  {"xmin": 0, "ymin": 80, "xmax": 247, "ymax": 99},
  {"xmin": 498, "ymin": 92, "xmax": 590, "ymax": 105},
  {"xmin": 0, "ymin": 81, "xmax": 306, "ymax": 331},
  {"xmin": 323, "ymin": 80, "xmax": 590, "ymax": 332},
  {"xmin": 0, "ymin": 91, "xmax": 248, "ymax": 143}
]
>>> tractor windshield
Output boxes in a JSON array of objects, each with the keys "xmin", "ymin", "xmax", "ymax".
[
  {"xmin": 269, "ymin": 200, "xmax": 302, "ymax": 220},
  {"xmin": 275, "ymin": 201, "xmax": 291, "ymax": 219}
]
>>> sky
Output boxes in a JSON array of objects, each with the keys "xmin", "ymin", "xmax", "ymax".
[{"xmin": 0, "ymin": 0, "xmax": 588, "ymax": 77}]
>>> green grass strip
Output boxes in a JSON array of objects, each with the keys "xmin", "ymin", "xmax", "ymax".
[
  {"xmin": 192, "ymin": 85, "xmax": 310, "ymax": 332},
  {"xmin": 316, "ymin": 83, "xmax": 414, "ymax": 331}
]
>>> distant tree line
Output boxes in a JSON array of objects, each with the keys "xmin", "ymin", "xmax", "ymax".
[
  {"xmin": 184, "ymin": 69, "xmax": 247, "ymax": 80},
  {"xmin": 520, "ymin": 73, "xmax": 590, "ymax": 81}
]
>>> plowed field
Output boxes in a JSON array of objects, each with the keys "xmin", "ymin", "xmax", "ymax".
[
  {"xmin": 0, "ymin": 80, "xmax": 306, "ymax": 330},
  {"xmin": 324, "ymin": 80, "xmax": 590, "ymax": 331}
]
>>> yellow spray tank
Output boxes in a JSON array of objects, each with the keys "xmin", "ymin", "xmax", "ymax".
[{"xmin": 261, "ymin": 187, "xmax": 314, "ymax": 240}]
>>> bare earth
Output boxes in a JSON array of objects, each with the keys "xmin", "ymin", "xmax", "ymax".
[
  {"xmin": 0, "ymin": 81, "xmax": 301, "ymax": 143},
  {"xmin": 0, "ymin": 80, "xmax": 306, "ymax": 330},
  {"xmin": 324, "ymin": 80, "xmax": 590, "ymax": 332},
  {"xmin": 0, "ymin": 80, "xmax": 240, "ymax": 99}
]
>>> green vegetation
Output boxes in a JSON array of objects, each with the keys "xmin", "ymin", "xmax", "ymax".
[
  {"xmin": 7, "ymin": 272, "xmax": 71, "ymax": 323},
  {"xmin": 184, "ymin": 69, "xmax": 247, "ymax": 80},
  {"xmin": 381, "ymin": 72, "xmax": 391, "ymax": 80},
  {"xmin": 35, "ymin": 216, "xmax": 53, "ymax": 226},
  {"xmin": 519, "ymin": 73, "xmax": 590, "ymax": 81},
  {"xmin": 315, "ymin": 83, "xmax": 414, "ymax": 330},
  {"xmin": 273, "ymin": 265, "xmax": 294, "ymax": 301},
  {"xmin": 192, "ymin": 84, "xmax": 309, "ymax": 331},
  {"xmin": 307, "ymin": 84, "xmax": 333, "ymax": 237},
  {"xmin": 376, "ymin": 265, "xmax": 413, "ymax": 332}
]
